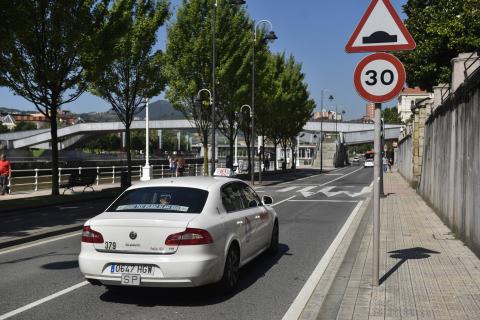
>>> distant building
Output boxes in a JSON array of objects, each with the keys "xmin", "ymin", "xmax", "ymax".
[
  {"xmin": 313, "ymin": 110, "xmax": 335, "ymax": 121},
  {"xmin": 364, "ymin": 103, "xmax": 375, "ymax": 122},
  {"xmin": 0, "ymin": 109, "xmax": 80, "ymax": 130},
  {"xmin": 397, "ymin": 87, "xmax": 433, "ymax": 122}
]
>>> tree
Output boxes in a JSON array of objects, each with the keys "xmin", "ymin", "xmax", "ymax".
[
  {"xmin": 382, "ymin": 107, "xmax": 402, "ymax": 124},
  {"xmin": 0, "ymin": 123, "xmax": 9, "ymax": 133},
  {"xmin": 86, "ymin": 0, "xmax": 170, "ymax": 184},
  {"xmin": 13, "ymin": 121, "xmax": 37, "ymax": 132},
  {"xmin": 399, "ymin": 0, "xmax": 480, "ymax": 90},
  {"xmin": 0, "ymin": 0, "xmax": 109, "ymax": 195},
  {"xmin": 165, "ymin": 0, "xmax": 251, "ymax": 173}
]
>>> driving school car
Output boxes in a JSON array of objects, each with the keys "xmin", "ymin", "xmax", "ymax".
[{"xmin": 78, "ymin": 170, "xmax": 279, "ymax": 292}]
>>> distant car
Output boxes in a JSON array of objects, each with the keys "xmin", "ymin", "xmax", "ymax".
[
  {"xmin": 352, "ymin": 156, "xmax": 360, "ymax": 165},
  {"xmin": 364, "ymin": 158, "xmax": 374, "ymax": 168},
  {"xmin": 79, "ymin": 173, "xmax": 278, "ymax": 293}
]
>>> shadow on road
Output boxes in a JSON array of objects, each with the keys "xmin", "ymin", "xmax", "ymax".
[
  {"xmin": 42, "ymin": 259, "xmax": 79, "ymax": 270},
  {"xmin": 99, "ymin": 243, "xmax": 291, "ymax": 306},
  {"xmin": 380, "ymin": 247, "xmax": 439, "ymax": 285}
]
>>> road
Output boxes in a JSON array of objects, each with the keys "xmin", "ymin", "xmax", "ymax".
[{"xmin": 0, "ymin": 165, "xmax": 372, "ymax": 320}]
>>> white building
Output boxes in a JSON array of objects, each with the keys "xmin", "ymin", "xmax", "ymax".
[{"xmin": 397, "ymin": 87, "xmax": 433, "ymax": 123}]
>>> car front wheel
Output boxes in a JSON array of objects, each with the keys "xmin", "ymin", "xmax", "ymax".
[
  {"xmin": 267, "ymin": 221, "xmax": 279, "ymax": 255},
  {"xmin": 218, "ymin": 245, "xmax": 240, "ymax": 294}
]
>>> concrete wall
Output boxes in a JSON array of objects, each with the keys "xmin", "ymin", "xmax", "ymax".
[
  {"xmin": 419, "ymin": 59, "xmax": 480, "ymax": 254},
  {"xmin": 397, "ymin": 136, "xmax": 413, "ymax": 183}
]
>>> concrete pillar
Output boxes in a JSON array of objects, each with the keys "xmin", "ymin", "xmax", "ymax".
[
  {"xmin": 451, "ymin": 52, "xmax": 479, "ymax": 92},
  {"xmin": 177, "ymin": 132, "xmax": 181, "ymax": 151},
  {"xmin": 432, "ymin": 84, "xmax": 450, "ymax": 110},
  {"xmin": 122, "ymin": 132, "xmax": 126, "ymax": 149},
  {"xmin": 157, "ymin": 130, "xmax": 162, "ymax": 150}
]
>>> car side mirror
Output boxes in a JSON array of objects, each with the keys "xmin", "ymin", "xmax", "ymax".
[
  {"xmin": 248, "ymin": 200, "xmax": 258, "ymax": 208},
  {"xmin": 262, "ymin": 195, "xmax": 273, "ymax": 205}
]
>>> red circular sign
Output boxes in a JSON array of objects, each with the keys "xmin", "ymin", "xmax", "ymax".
[{"xmin": 354, "ymin": 53, "xmax": 406, "ymax": 103}]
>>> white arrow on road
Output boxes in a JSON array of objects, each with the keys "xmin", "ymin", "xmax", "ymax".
[
  {"xmin": 316, "ymin": 185, "xmax": 372, "ymax": 198},
  {"xmin": 297, "ymin": 186, "xmax": 317, "ymax": 197}
]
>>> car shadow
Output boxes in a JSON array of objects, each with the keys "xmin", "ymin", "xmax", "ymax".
[
  {"xmin": 99, "ymin": 243, "xmax": 291, "ymax": 307},
  {"xmin": 42, "ymin": 259, "xmax": 79, "ymax": 270}
]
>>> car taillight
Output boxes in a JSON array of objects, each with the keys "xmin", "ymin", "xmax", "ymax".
[
  {"xmin": 81, "ymin": 226, "xmax": 104, "ymax": 243},
  {"xmin": 165, "ymin": 228, "xmax": 213, "ymax": 246}
]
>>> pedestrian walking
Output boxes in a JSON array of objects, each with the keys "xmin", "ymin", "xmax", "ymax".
[
  {"xmin": 388, "ymin": 158, "xmax": 393, "ymax": 172},
  {"xmin": 383, "ymin": 156, "xmax": 388, "ymax": 173},
  {"xmin": 0, "ymin": 154, "xmax": 11, "ymax": 195},
  {"xmin": 176, "ymin": 157, "xmax": 186, "ymax": 177}
]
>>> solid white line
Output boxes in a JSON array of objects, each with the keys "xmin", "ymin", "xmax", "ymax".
[
  {"xmin": 312, "ymin": 167, "xmax": 364, "ymax": 191},
  {"xmin": 0, "ymin": 232, "xmax": 81, "ymax": 256},
  {"xmin": 0, "ymin": 281, "xmax": 88, "ymax": 320},
  {"xmin": 277, "ymin": 186, "xmax": 299, "ymax": 192},
  {"xmin": 271, "ymin": 195, "xmax": 296, "ymax": 207},
  {"xmin": 288, "ymin": 199, "xmax": 360, "ymax": 203},
  {"xmin": 282, "ymin": 200, "xmax": 364, "ymax": 320}
]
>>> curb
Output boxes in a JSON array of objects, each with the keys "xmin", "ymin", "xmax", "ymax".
[
  {"xmin": 292, "ymin": 196, "xmax": 372, "ymax": 320},
  {"xmin": 0, "ymin": 223, "xmax": 84, "ymax": 250}
]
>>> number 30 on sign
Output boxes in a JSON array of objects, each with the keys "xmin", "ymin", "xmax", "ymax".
[{"xmin": 354, "ymin": 52, "xmax": 406, "ymax": 103}]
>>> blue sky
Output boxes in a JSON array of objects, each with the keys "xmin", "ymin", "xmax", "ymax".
[{"xmin": 0, "ymin": 0, "xmax": 407, "ymax": 119}]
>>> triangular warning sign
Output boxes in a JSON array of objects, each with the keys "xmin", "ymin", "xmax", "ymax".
[{"xmin": 345, "ymin": 0, "xmax": 415, "ymax": 53}]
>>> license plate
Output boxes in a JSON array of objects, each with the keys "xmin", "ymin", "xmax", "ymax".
[
  {"xmin": 110, "ymin": 264, "xmax": 155, "ymax": 275},
  {"xmin": 121, "ymin": 274, "xmax": 141, "ymax": 286}
]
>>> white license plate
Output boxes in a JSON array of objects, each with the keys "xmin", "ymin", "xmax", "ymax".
[
  {"xmin": 110, "ymin": 264, "xmax": 155, "ymax": 275},
  {"xmin": 121, "ymin": 274, "xmax": 141, "ymax": 286}
]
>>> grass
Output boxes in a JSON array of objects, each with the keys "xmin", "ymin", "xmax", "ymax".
[{"xmin": 0, "ymin": 187, "xmax": 123, "ymax": 213}]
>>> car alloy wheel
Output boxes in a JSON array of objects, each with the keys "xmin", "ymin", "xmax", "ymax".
[
  {"xmin": 268, "ymin": 221, "xmax": 279, "ymax": 255},
  {"xmin": 219, "ymin": 246, "xmax": 240, "ymax": 293}
]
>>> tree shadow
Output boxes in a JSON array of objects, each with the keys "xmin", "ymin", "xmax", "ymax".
[
  {"xmin": 380, "ymin": 247, "xmax": 439, "ymax": 285},
  {"xmin": 99, "ymin": 243, "xmax": 291, "ymax": 307}
]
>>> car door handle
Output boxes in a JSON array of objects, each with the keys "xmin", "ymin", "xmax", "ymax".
[{"xmin": 236, "ymin": 220, "xmax": 244, "ymax": 225}]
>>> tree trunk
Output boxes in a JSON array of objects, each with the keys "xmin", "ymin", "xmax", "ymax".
[
  {"xmin": 228, "ymin": 133, "xmax": 234, "ymax": 169},
  {"xmin": 283, "ymin": 145, "xmax": 287, "ymax": 171},
  {"xmin": 203, "ymin": 133, "xmax": 209, "ymax": 176},
  {"xmin": 50, "ymin": 108, "xmax": 59, "ymax": 196},
  {"xmin": 273, "ymin": 141, "xmax": 278, "ymax": 171},
  {"xmin": 125, "ymin": 123, "xmax": 132, "ymax": 186},
  {"xmin": 245, "ymin": 133, "xmax": 251, "ymax": 175}
]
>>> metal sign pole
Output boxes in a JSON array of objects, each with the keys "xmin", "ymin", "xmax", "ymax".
[{"xmin": 373, "ymin": 102, "xmax": 382, "ymax": 286}]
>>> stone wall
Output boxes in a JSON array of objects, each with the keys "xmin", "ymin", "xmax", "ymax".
[
  {"xmin": 397, "ymin": 135, "xmax": 413, "ymax": 183},
  {"xmin": 419, "ymin": 55, "xmax": 480, "ymax": 254}
]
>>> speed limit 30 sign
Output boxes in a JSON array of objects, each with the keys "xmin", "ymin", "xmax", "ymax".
[{"xmin": 354, "ymin": 52, "xmax": 405, "ymax": 103}]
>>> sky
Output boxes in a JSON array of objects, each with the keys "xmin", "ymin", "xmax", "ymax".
[{"xmin": 0, "ymin": 0, "xmax": 408, "ymax": 120}]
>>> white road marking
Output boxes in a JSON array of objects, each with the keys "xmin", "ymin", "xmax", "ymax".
[
  {"xmin": 317, "ymin": 185, "xmax": 372, "ymax": 198},
  {"xmin": 271, "ymin": 195, "xmax": 296, "ymax": 207},
  {"xmin": 277, "ymin": 186, "xmax": 299, "ymax": 192},
  {"xmin": 297, "ymin": 186, "xmax": 316, "ymax": 197},
  {"xmin": 0, "ymin": 232, "xmax": 81, "ymax": 256},
  {"xmin": 0, "ymin": 281, "xmax": 88, "ymax": 320},
  {"xmin": 288, "ymin": 199, "xmax": 360, "ymax": 203},
  {"xmin": 282, "ymin": 200, "xmax": 364, "ymax": 320}
]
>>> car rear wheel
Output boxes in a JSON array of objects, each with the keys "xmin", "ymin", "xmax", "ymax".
[
  {"xmin": 218, "ymin": 245, "xmax": 240, "ymax": 294},
  {"xmin": 267, "ymin": 221, "xmax": 279, "ymax": 255}
]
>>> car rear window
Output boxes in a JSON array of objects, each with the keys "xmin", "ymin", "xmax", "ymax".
[{"xmin": 107, "ymin": 187, "xmax": 209, "ymax": 214}]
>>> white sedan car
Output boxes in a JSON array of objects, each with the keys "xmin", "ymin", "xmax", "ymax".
[
  {"xmin": 79, "ymin": 176, "xmax": 278, "ymax": 292},
  {"xmin": 364, "ymin": 158, "xmax": 374, "ymax": 168}
]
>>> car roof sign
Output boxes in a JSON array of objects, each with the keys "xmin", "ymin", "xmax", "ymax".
[{"xmin": 213, "ymin": 168, "xmax": 236, "ymax": 177}]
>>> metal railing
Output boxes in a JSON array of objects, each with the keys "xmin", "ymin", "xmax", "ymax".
[{"xmin": 8, "ymin": 164, "xmax": 206, "ymax": 194}]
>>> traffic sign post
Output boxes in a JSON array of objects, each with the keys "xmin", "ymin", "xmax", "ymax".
[{"xmin": 346, "ymin": 0, "xmax": 415, "ymax": 287}]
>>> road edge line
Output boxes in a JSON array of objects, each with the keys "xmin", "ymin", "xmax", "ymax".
[{"xmin": 282, "ymin": 199, "xmax": 367, "ymax": 320}]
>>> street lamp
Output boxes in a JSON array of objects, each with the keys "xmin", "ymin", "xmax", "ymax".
[
  {"xmin": 211, "ymin": 0, "xmax": 246, "ymax": 176},
  {"xmin": 253, "ymin": 19, "xmax": 277, "ymax": 185},
  {"xmin": 140, "ymin": 98, "xmax": 151, "ymax": 181},
  {"xmin": 196, "ymin": 89, "xmax": 213, "ymax": 175},
  {"xmin": 319, "ymin": 90, "xmax": 333, "ymax": 172}
]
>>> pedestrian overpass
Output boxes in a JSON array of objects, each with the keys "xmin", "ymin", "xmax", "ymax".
[{"xmin": 0, "ymin": 119, "xmax": 402, "ymax": 150}]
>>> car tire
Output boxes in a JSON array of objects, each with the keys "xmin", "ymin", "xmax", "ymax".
[
  {"xmin": 218, "ymin": 245, "xmax": 240, "ymax": 294},
  {"xmin": 267, "ymin": 221, "xmax": 279, "ymax": 256}
]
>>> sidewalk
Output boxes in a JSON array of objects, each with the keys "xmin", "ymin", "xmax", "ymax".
[{"xmin": 303, "ymin": 171, "xmax": 480, "ymax": 320}]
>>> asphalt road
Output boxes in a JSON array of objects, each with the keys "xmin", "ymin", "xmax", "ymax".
[{"xmin": 0, "ymin": 165, "xmax": 372, "ymax": 320}]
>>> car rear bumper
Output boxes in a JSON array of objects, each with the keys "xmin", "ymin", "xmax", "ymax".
[{"xmin": 79, "ymin": 249, "xmax": 221, "ymax": 287}]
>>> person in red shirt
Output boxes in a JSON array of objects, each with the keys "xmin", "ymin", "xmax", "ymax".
[{"xmin": 0, "ymin": 154, "xmax": 11, "ymax": 195}]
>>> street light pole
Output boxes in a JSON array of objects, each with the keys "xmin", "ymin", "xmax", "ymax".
[
  {"xmin": 196, "ymin": 89, "xmax": 213, "ymax": 175},
  {"xmin": 240, "ymin": 104, "xmax": 253, "ymax": 184},
  {"xmin": 253, "ymin": 19, "xmax": 277, "ymax": 185},
  {"xmin": 140, "ymin": 98, "xmax": 151, "ymax": 181}
]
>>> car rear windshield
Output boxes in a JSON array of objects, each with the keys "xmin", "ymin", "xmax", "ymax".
[{"xmin": 107, "ymin": 187, "xmax": 209, "ymax": 214}]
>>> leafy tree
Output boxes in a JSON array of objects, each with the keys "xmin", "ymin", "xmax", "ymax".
[
  {"xmin": 399, "ymin": 0, "xmax": 480, "ymax": 90},
  {"xmin": 382, "ymin": 107, "xmax": 402, "ymax": 124},
  {"xmin": 0, "ymin": 0, "xmax": 109, "ymax": 195},
  {"xmin": 83, "ymin": 133, "xmax": 122, "ymax": 153},
  {"xmin": 86, "ymin": 0, "xmax": 170, "ymax": 184},
  {"xmin": 0, "ymin": 123, "xmax": 9, "ymax": 133},
  {"xmin": 14, "ymin": 121, "xmax": 37, "ymax": 132},
  {"xmin": 165, "ymin": 0, "xmax": 250, "ymax": 173}
]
